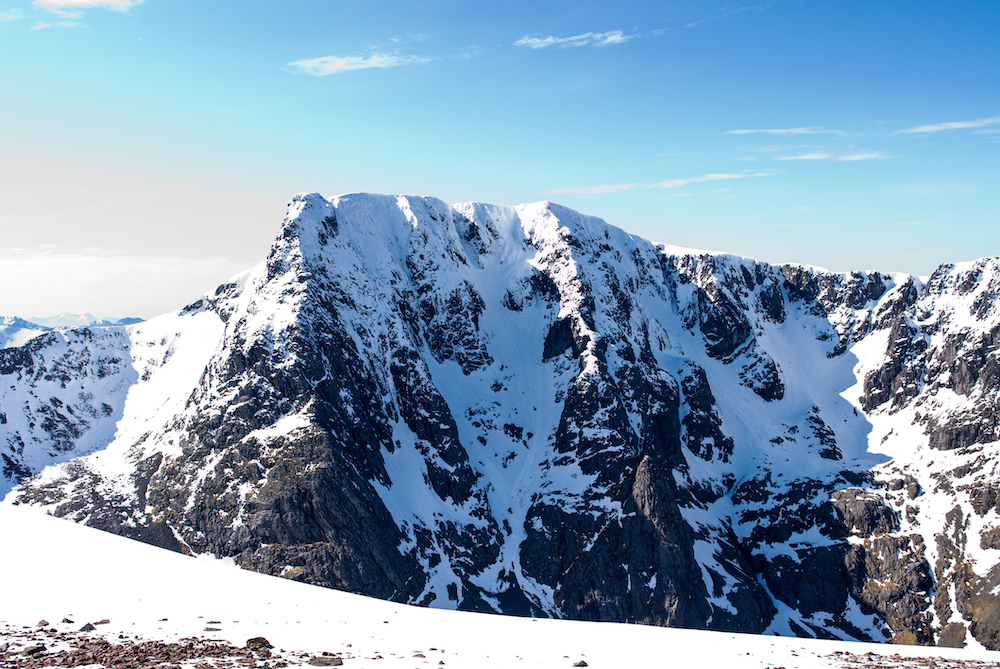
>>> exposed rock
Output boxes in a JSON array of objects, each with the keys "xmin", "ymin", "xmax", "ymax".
[
  {"xmin": 5, "ymin": 193, "xmax": 1000, "ymax": 648},
  {"xmin": 247, "ymin": 637, "xmax": 273, "ymax": 650}
]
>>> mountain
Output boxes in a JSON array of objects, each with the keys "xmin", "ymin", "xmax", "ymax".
[
  {"xmin": 27, "ymin": 313, "xmax": 100, "ymax": 328},
  {"xmin": 0, "ymin": 316, "xmax": 145, "ymax": 350},
  {"xmin": 88, "ymin": 317, "xmax": 146, "ymax": 327},
  {"xmin": 2, "ymin": 192, "xmax": 999, "ymax": 648},
  {"xmin": 0, "ymin": 316, "xmax": 50, "ymax": 349}
]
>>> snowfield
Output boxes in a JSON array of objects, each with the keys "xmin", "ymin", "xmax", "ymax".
[{"xmin": 1, "ymin": 503, "xmax": 998, "ymax": 668}]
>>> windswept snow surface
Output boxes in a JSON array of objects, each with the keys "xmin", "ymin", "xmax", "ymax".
[{"xmin": 1, "ymin": 503, "xmax": 997, "ymax": 669}]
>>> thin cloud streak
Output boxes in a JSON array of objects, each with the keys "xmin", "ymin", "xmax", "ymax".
[
  {"xmin": 515, "ymin": 31, "xmax": 635, "ymax": 49},
  {"xmin": 543, "ymin": 183, "xmax": 642, "ymax": 195},
  {"xmin": 685, "ymin": 3, "xmax": 773, "ymax": 29},
  {"xmin": 777, "ymin": 151, "xmax": 889, "ymax": 162},
  {"xmin": 542, "ymin": 172, "xmax": 770, "ymax": 195},
  {"xmin": 289, "ymin": 53, "xmax": 433, "ymax": 75},
  {"xmin": 33, "ymin": 0, "xmax": 143, "ymax": 11},
  {"xmin": 1, "ymin": 9, "xmax": 23, "ymax": 20},
  {"xmin": 899, "ymin": 115, "xmax": 1000, "ymax": 134},
  {"xmin": 30, "ymin": 19, "xmax": 79, "ymax": 29},
  {"xmin": 649, "ymin": 173, "xmax": 747, "ymax": 189},
  {"xmin": 389, "ymin": 34, "xmax": 430, "ymax": 44},
  {"xmin": 725, "ymin": 127, "xmax": 847, "ymax": 136}
]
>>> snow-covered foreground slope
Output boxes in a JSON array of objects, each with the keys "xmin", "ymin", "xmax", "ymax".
[
  {"xmin": 4, "ymin": 192, "xmax": 1000, "ymax": 649},
  {"xmin": 2, "ymin": 503, "xmax": 997, "ymax": 669}
]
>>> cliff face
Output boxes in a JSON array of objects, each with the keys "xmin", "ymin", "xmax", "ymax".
[{"xmin": 4, "ymin": 193, "xmax": 1000, "ymax": 647}]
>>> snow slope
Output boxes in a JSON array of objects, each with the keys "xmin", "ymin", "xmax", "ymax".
[{"xmin": 2, "ymin": 502, "xmax": 997, "ymax": 668}]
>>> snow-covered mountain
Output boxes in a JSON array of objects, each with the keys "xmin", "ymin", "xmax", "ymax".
[
  {"xmin": 27, "ymin": 313, "xmax": 99, "ymax": 329},
  {"xmin": 0, "ymin": 316, "xmax": 145, "ymax": 350},
  {"xmin": 0, "ymin": 316, "xmax": 50, "ymax": 349},
  {"xmin": 3, "ymin": 193, "xmax": 999, "ymax": 649}
]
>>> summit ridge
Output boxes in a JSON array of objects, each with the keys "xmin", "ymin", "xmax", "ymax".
[{"xmin": 3, "ymin": 192, "xmax": 1000, "ymax": 648}]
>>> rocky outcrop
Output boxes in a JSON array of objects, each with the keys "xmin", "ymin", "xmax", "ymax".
[{"xmin": 5, "ymin": 193, "xmax": 1000, "ymax": 649}]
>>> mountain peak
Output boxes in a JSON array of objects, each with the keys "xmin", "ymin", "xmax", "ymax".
[{"xmin": 6, "ymin": 191, "xmax": 1000, "ymax": 648}]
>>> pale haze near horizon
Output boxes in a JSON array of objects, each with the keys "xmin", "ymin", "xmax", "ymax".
[{"xmin": 1, "ymin": 0, "xmax": 997, "ymax": 319}]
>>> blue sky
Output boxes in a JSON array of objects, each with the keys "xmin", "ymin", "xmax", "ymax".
[{"xmin": 1, "ymin": 0, "xmax": 998, "ymax": 318}]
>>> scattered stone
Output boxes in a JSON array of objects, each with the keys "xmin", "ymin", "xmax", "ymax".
[
  {"xmin": 572, "ymin": 662, "xmax": 588, "ymax": 667},
  {"xmin": 414, "ymin": 652, "xmax": 426, "ymax": 658},
  {"xmin": 247, "ymin": 637, "xmax": 273, "ymax": 650},
  {"xmin": 94, "ymin": 619, "xmax": 110, "ymax": 625},
  {"xmin": 78, "ymin": 623, "xmax": 96, "ymax": 632},
  {"xmin": 307, "ymin": 656, "xmax": 343, "ymax": 666},
  {"xmin": 207, "ymin": 620, "xmax": 222, "ymax": 624},
  {"xmin": 35, "ymin": 620, "xmax": 48, "ymax": 627},
  {"xmin": 21, "ymin": 644, "xmax": 46, "ymax": 656},
  {"xmin": 204, "ymin": 627, "xmax": 221, "ymax": 631},
  {"xmin": 61, "ymin": 618, "xmax": 74, "ymax": 624}
]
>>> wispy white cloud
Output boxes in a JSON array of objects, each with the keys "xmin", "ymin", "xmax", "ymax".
[
  {"xmin": 649, "ymin": 172, "xmax": 765, "ymax": 189},
  {"xmin": 777, "ymin": 151, "xmax": 889, "ymax": 161},
  {"xmin": 34, "ymin": 0, "xmax": 142, "ymax": 11},
  {"xmin": 974, "ymin": 128, "xmax": 1000, "ymax": 135},
  {"xmin": 686, "ymin": 4, "xmax": 774, "ymax": 29},
  {"xmin": 542, "ymin": 183, "xmax": 642, "ymax": 195},
  {"xmin": 289, "ymin": 52, "xmax": 433, "ymax": 75},
  {"xmin": 456, "ymin": 46, "xmax": 483, "ymax": 60},
  {"xmin": 725, "ymin": 127, "xmax": 848, "ymax": 136},
  {"xmin": 30, "ymin": 19, "xmax": 79, "ymax": 29},
  {"xmin": 390, "ymin": 34, "xmax": 430, "ymax": 44},
  {"xmin": 542, "ymin": 171, "xmax": 771, "ymax": 195},
  {"xmin": 49, "ymin": 8, "xmax": 83, "ymax": 17},
  {"xmin": 515, "ymin": 30, "xmax": 635, "ymax": 49},
  {"xmin": 899, "ymin": 115, "xmax": 1000, "ymax": 134},
  {"xmin": 1, "ymin": 9, "xmax": 23, "ymax": 20}
]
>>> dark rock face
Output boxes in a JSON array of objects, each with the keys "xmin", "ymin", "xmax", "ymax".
[{"xmin": 5, "ymin": 194, "xmax": 1000, "ymax": 649}]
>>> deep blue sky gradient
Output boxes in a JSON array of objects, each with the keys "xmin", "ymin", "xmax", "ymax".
[{"xmin": 1, "ymin": 0, "xmax": 997, "ymax": 316}]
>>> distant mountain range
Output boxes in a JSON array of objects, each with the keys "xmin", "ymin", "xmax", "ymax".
[
  {"xmin": 3, "ymin": 192, "xmax": 999, "ymax": 649},
  {"xmin": 0, "ymin": 315, "xmax": 144, "ymax": 349}
]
